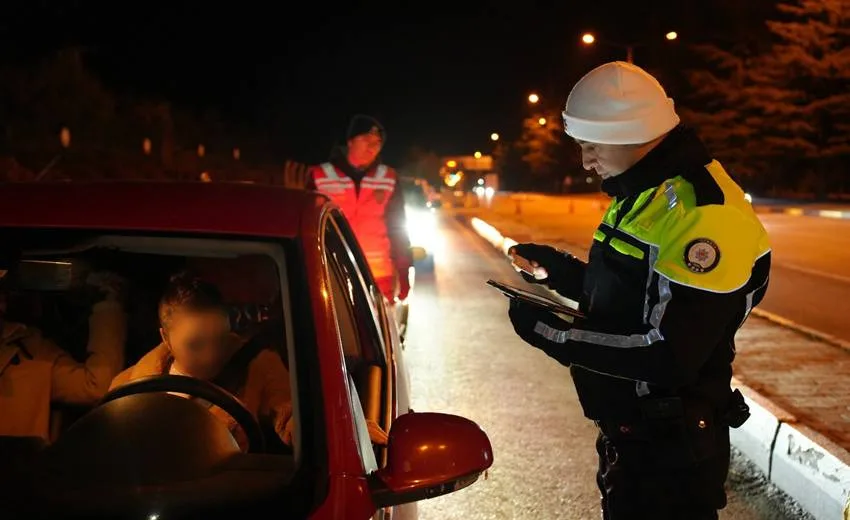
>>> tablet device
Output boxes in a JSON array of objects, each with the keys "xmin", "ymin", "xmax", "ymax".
[{"xmin": 486, "ymin": 279, "xmax": 585, "ymax": 320}]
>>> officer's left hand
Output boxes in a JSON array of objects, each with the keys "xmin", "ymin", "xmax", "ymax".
[
  {"xmin": 508, "ymin": 300, "xmax": 573, "ymax": 358},
  {"xmin": 397, "ymin": 270, "xmax": 411, "ymax": 301}
]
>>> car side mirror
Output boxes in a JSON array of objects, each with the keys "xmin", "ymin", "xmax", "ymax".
[
  {"xmin": 410, "ymin": 246, "xmax": 427, "ymax": 262},
  {"xmin": 369, "ymin": 412, "xmax": 493, "ymax": 508}
]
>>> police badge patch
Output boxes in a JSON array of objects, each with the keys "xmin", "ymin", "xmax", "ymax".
[
  {"xmin": 684, "ymin": 238, "xmax": 720, "ymax": 273},
  {"xmin": 373, "ymin": 189, "xmax": 388, "ymax": 204}
]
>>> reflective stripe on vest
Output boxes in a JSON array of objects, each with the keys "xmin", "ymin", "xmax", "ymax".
[{"xmin": 314, "ymin": 162, "xmax": 395, "ymax": 278}]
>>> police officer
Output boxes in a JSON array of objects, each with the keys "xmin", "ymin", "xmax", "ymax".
[
  {"xmin": 508, "ymin": 62, "xmax": 770, "ymax": 519},
  {"xmin": 307, "ymin": 115, "xmax": 412, "ymax": 302}
]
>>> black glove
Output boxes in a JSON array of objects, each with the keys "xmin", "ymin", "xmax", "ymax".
[
  {"xmin": 508, "ymin": 299, "xmax": 572, "ymax": 366},
  {"xmin": 509, "ymin": 243, "xmax": 586, "ymax": 300}
]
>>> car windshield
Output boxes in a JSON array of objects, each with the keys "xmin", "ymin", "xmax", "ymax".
[{"xmin": 0, "ymin": 228, "xmax": 318, "ymax": 517}]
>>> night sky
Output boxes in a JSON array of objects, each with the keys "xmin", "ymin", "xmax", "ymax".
[{"xmin": 1, "ymin": 1, "xmax": 776, "ymax": 165}]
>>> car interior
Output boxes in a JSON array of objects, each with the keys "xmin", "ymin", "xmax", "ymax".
[{"xmin": 0, "ymin": 229, "xmax": 309, "ymax": 518}]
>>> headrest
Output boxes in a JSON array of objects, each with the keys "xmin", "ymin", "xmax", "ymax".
[{"xmin": 187, "ymin": 255, "xmax": 279, "ymax": 305}]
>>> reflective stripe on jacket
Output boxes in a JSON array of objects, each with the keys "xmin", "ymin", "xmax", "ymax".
[{"xmin": 311, "ymin": 162, "xmax": 397, "ymax": 278}]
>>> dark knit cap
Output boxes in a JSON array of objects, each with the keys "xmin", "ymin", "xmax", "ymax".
[{"xmin": 347, "ymin": 115, "xmax": 386, "ymax": 143}]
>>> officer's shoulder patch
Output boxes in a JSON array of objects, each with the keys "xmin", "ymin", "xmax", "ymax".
[{"xmin": 684, "ymin": 238, "xmax": 720, "ymax": 273}]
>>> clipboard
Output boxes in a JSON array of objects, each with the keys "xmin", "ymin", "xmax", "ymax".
[{"xmin": 486, "ymin": 279, "xmax": 586, "ymax": 320}]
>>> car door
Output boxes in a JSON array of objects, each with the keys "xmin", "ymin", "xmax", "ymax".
[{"xmin": 323, "ymin": 214, "xmax": 416, "ymax": 520}]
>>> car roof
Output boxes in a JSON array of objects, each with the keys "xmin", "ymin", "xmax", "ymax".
[{"xmin": 0, "ymin": 181, "xmax": 327, "ymax": 238}]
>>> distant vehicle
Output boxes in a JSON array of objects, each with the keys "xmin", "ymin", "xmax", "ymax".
[
  {"xmin": 0, "ymin": 181, "xmax": 493, "ymax": 519},
  {"xmin": 400, "ymin": 178, "xmax": 438, "ymax": 273}
]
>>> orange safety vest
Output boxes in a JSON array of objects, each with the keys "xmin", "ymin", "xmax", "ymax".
[{"xmin": 311, "ymin": 162, "xmax": 396, "ymax": 279}]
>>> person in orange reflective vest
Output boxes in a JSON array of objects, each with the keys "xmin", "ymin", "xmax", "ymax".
[{"xmin": 306, "ymin": 115, "xmax": 412, "ymax": 302}]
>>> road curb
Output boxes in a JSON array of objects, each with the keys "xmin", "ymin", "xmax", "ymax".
[
  {"xmin": 754, "ymin": 205, "xmax": 850, "ymax": 220},
  {"xmin": 466, "ymin": 215, "xmax": 850, "ymax": 520},
  {"xmin": 749, "ymin": 308, "xmax": 850, "ymax": 354}
]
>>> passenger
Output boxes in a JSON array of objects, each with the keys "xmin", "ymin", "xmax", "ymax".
[
  {"xmin": 0, "ymin": 270, "xmax": 128, "ymax": 440},
  {"xmin": 110, "ymin": 272, "xmax": 294, "ymax": 449}
]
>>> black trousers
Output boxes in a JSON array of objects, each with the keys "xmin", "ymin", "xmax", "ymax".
[{"xmin": 595, "ymin": 428, "xmax": 730, "ymax": 520}]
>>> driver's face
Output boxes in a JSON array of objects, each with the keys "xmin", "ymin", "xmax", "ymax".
[{"xmin": 163, "ymin": 310, "xmax": 233, "ymax": 381}]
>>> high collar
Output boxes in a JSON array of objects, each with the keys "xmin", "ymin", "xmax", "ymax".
[{"xmin": 600, "ymin": 125, "xmax": 712, "ymax": 199}]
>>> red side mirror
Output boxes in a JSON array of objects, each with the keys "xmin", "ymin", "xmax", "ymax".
[{"xmin": 369, "ymin": 412, "xmax": 493, "ymax": 508}]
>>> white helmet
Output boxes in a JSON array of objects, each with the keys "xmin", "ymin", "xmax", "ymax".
[{"xmin": 562, "ymin": 61, "xmax": 680, "ymax": 145}]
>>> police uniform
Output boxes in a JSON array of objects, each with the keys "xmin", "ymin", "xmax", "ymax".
[{"xmin": 509, "ymin": 125, "xmax": 770, "ymax": 519}]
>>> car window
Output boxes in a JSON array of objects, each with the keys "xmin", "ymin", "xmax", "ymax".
[
  {"xmin": 329, "ymin": 211, "xmax": 383, "ymax": 312},
  {"xmin": 0, "ymin": 228, "xmax": 310, "ymax": 511},
  {"xmin": 323, "ymin": 220, "xmax": 388, "ymax": 472},
  {"xmin": 327, "ymin": 214, "xmax": 387, "ymax": 362}
]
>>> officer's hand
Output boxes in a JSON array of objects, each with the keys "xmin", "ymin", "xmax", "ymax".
[
  {"xmin": 508, "ymin": 299, "xmax": 543, "ymax": 343},
  {"xmin": 509, "ymin": 243, "xmax": 552, "ymax": 284},
  {"xmin": 397, "ymin": 270, "xmax": 411, "ymax": 301},
  {"xmin": 509, "ymin": 243, "xmax": 585, "ymax": 298},
  {"xmin": 508, "ymin": 299, "xmax": 573, "ymax": 363}
]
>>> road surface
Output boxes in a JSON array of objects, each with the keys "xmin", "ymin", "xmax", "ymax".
[
  {"xmin": 757, "ymin": 214, "xmax": 850, "ymax": 342},
  {"xmin": 402, "ymin": 216, "xmax": 812, "ymax": 519}
]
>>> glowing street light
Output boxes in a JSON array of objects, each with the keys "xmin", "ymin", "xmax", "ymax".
[
  {"xmin": 197, "ymin": 144, "xmax": 206, "ymax": 158},
  {"xmin": 490, "ymin": 133, "xmax": 500, "ymax": 141},
  {"xmin": 233, "ymin": 147, "xmax": 241, "ymax": 160},
  {"xmin": 142, "ymin": 137, "xmax": 152, "ymax": 155},
  {"xmin": 474, "ymin": 151, "xmax": 482, "ymax": 159},
  {"xmin": 446, "ymin": 160, "xmax": 457, "ymax": 168},
  {"xmin": 538, "ymin": 117, "xmax": 547, "ymax": 126},
  {"xmin": 528, "ymin": 93, "xmax": 539, "ymax": 104},
  {"xmin": 581, "ymin": 31, "xmax": 679, "ymax": 64},
  {"xmin": 59, "ymin": 127, "xmax": 71, "ymax": 148}
]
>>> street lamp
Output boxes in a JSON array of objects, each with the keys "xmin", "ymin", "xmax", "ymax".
[
  {"xmin": 490, "ymin": 133, "xmax": 500, "ymax": 142},
  {"xmin": 446, "ymin": 160, "xmax": 457, "ymax": 168},
  {"xmin": 474, "ymin": 151, "xmax": 482, "ymax": 159},
  {"xmin": 538, "ymin": 117, "xmax": 547, "ymax": 126},
  {"xmin": 142, "ymin": 138, "xmax": 152, "ymax": 155},
  {"xmin": 528, "ymin": 93, "xmax": 539, "ymax": 104},
  {"xmin": 580, "ymin": 31, "xmax": 678, "ymax": 64},
  {"xmin": 60, "ymin": 127, "xmax": 71, "ymax": 149}
]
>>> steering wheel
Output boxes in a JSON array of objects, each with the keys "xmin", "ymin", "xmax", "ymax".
[{"xmin": 100, "ymin": 375, "xmax": 266, "ymax": 453}]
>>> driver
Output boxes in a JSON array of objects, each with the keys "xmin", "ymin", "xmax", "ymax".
[
  {"xmin": 0, "ymin": 270, "xmax": 128, "ymax": 440},
  {"xmin": 109, "ymin": 272, "xmax": 294, "ymax": 449}
]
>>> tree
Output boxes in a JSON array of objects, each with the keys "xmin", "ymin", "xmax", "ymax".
[
  {"xmin": 517, "ymin": 111, "xmax": 562, "ymax": 184},
  {"xmin": 680, "ymin": 45, "xmax": 768, "ymax": 180},
  {"xmin": 683, "ymin": 0, "xmax": 850, "ymax": 195},
  {"xmin": 400, "ymin": 146, "xmax": 442, "ymax": 184},
  {"xmin": 0, "ymin": 48, "xmax": 114, "ymax": 174},
  {"xmin": 754, "ymin": 0, "xmax": 850, "ymax": 195}
]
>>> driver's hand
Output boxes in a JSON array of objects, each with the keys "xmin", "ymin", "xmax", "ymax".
[
  {"xmin": 282, "ymin": 416, "xmax": 295, "ymax": 446},
  {"xmin": 86, "ymin": 271, "xmax": 128, "ymax": 304},
  {"xmin": 209, "ymin": 406, "xmax": 250, "ymax": 451},
  {"xmin": 367, "ymin": 419, "xmax": 389, "ymax": 446}
]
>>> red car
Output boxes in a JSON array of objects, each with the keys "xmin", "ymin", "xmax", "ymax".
[{"xmin": 0, "ymin": 182, "xmax": 492, "ymax": 519}]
